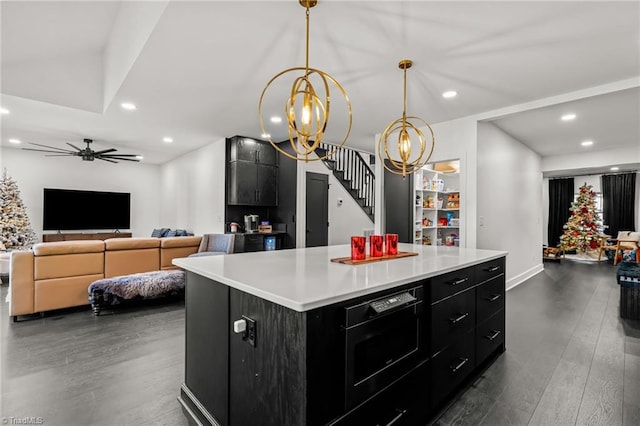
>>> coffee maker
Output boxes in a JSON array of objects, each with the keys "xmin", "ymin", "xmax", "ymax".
[{"xmin": 244, "ymin": 215, "xmax": 259, "ymax": 233}]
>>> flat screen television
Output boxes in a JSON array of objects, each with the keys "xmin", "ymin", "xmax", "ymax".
[{"xmin": 43, "ymin": 188, "xmax": 131, "ymax": 231}]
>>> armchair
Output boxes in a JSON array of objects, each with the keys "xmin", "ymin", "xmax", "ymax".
[
  {"xmin": 598, "ymin": 231, "xmax": 640, "ymax": 265},
  {"xmin": 189, "ymin": 234, "xmax": 235, "ymax": 257}
]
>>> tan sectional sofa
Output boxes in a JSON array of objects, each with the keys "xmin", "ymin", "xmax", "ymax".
[{"xmin": 8, "ymin": 236, "xmax": 201, "ymax": 320}]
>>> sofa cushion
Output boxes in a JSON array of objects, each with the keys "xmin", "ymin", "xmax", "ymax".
[
  {"xmin": 33, "ymin": 240, "xmax": 105, "ymax": 256},
  {"xmin": 105, "ymin": 238, "xmax": 160, "ymax": 250},
  {"xmin": 160, "ymin": 236, "xmax": 202, "ymax": 248},
  {"xmin": 35, "ymin": 252, "xmax": 104, "ymax": 280}
]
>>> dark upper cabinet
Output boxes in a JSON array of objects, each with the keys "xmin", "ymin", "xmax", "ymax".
[
  {"xmin": 227, "ymin": 136, "xmax": 279, "ymax": 206},
  {"xmin": 229, "ymin": 136, "xmax": 278, "ymax": 166}
]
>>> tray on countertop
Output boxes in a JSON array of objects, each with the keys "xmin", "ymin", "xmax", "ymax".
[{"xmin": 330, "ymin": 251, "xmax": 418, "ymax": 265}]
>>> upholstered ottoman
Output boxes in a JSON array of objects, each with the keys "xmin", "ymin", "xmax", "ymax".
[
  {"xmin": 88, "ymin": 270, "xmax": 185, "ymax": 315},
  {"xmin": 616, "ymin": 261, "xmax": 640, "ymax": 320}
]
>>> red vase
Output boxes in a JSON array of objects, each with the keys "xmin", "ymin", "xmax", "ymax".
[
  {"xmin": 370, "ymin": 235, "xmax": 383, "ymax": 258},
  {"xmin": 351, "ymin": 236, "xmax": 366, "ymax": 261}
]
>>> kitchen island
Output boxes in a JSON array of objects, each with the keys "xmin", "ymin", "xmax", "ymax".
[{"xmin": 174, "ymin": 244, "xmax": 507, "ymax": 426}]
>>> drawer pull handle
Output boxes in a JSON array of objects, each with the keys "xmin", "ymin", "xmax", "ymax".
[
  {"xmin": 485, "ymin": 330, "xmax": 501, "ymax": 341},
  {"xmin": 487, "ymin": 266, "xmax": 501, "ymax": 272},
  {"xmin": 486, "ymin": 294, "xmax": 501, "ymax": 302},
  {"xmin": 447, "ymin": 277, "xmax": 469, "ymax": 286},
  {"xmin": 386, "ymin": 409, "xmax": 407, "ymax": 426},
  {"xmin": 449, "ymin": 312, "xmax": 469, "ymax": 324},
  {"xmin": 450, "ymin": 357, "xmax": 469, "ymax": 373}
]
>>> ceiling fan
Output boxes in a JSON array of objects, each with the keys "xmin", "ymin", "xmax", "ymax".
[{"xmin": 22, "ymin": 138, "xmax": 141, "ymax": 163}]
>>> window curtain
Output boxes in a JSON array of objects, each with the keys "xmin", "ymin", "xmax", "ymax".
[
  {"xmin": 602, "ymin": 172, "xmax": 637, "ymax": 236},
  {"xmin": 548, "ymin": 177, "xmax": 574, "ymax": 247}
]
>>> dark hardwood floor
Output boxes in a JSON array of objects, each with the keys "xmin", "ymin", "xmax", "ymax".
[{"xmin": 1, "ymin": 260, "xmax": 638, "ymax": 426}]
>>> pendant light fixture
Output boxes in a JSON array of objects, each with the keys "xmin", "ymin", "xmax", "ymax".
[
  {"xmin": 258, "ymin": 0, "xmax": 352, "ymax": 162},
  {"xmin": 378, "ymin": 59, "xmax": 435, "ymax": 178}
]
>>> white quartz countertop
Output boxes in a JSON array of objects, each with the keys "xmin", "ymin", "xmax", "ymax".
[{"xmin": 173, "ymin": 244, "xmax": 507, "ymax": 312}]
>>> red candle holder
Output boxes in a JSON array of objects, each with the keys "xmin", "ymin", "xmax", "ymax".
[
  {"xmin": 370, "ymin": 235, "xmax": 384, "ymax": 258},
  {"xmin": 351, "ymin": 236, "xmax": 366, "ymax": 261},
  {"xmin": 385, "ymin": 233, "xmax": 398, "ymax": 256}
]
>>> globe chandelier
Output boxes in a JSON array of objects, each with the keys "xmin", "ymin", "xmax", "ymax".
[
  {"xmin": 258, "ymin": 0, "xmax": 352, "ymax": 162},
  {"xmin": 378, "ymin": 59, "xmax": 435, "ymax": 178}
]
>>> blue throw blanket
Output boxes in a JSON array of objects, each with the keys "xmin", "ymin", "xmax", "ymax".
[{"xmin": 88, "ymin": 270, "xmax": 185, "ymax": 300}]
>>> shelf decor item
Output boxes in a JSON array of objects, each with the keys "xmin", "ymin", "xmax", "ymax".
[
  {"xmin": 377, "ymin": 59, "xmax": 435, "ymax": 178},
  {"xmin": 385, "ymin": 234, "xmax": 399, "ymax": 255},
  {"xmin": 370, "ymin": 235, "xmax": 384, "ymax": 257},
  {"xmin": 351, "ymin": 236, "xmax": 366, "ymax": 261},
  {"xmin": 258, "ymin": 0, "xmax": 352, "ymax": 163}
]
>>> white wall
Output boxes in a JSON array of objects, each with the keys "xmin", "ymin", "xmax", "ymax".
[
  {"xmin": 296, "ymin": 154, "xmax": 374, "ymax": 247},
  {"xmin": 476, "ymin": 122, "xmax": 543, "ymax": 289},
  {"xmin": 159, "ymin": 138, "xmax": 226, "ymax": 234},
  {"xmin": 1, "ymin": 146, "xmax": 161, "ymax": 240}
]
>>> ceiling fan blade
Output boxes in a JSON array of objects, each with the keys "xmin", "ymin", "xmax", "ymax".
[
  {"xmin": 99, "ymin": 156, "xmax": 140, "ymax": 162},
  {"xmin": 22, "ymin": 148, "xmax": 76, "ymax": 154},
  {"xmin": 66, "ymin": 143, "xmax": 83, "ymax": 151},
  {"xmin": 97, "ymin": 157, "xmax": 118, "ymax": 163},
  {"xmin": 28, "ymin": 142, "xmax": 76, "ymax": 153},
  {"xmin": 44, "ymin": 154, "xmax": 78, "ymax": 157},
  {"xmin": 100, "ymin": 153, "xmax": 140, "ymax": 157},
  {"xmin": 93, "ymin": 148, "xmax": 117, "ymax": 155}
]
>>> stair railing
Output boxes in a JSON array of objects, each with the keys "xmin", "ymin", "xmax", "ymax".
[{"xmin": 317, "ymin": 142, "xmax": 375, "ymax": 221}]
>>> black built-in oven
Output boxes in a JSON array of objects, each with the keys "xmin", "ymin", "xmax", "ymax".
[{"xmin": 343, "ymin": 285, "xmax": 425, "ymax": 409}]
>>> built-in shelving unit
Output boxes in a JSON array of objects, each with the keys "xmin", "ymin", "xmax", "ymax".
[{"xmin": 414, "ymin": 160, "xmax": 461, "ymax": 246}]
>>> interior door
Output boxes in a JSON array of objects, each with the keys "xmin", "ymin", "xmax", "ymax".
[
  {"xmin": 384, "ymin": 161, "xmax": 414, "ymax": 243},
  {"xmin": 305, "ymin": 172, "xmax": 328, "ymax": 247}
]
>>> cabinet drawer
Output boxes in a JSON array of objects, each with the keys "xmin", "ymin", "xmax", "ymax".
[
  {"xmin": 430, "ymin": 266, "xmax": 475, "ymax": 302},
  {"xmin": 476, "ymin": 309, "xmax": 505, "ymax": 367},
  {"xmin": 476, "ymin": 257, "xmax": 505, "ymax": 285},
  {"xmin": 476, "ymin": 276, "xmax": 505, "ymax": 323},
  {"xmin": 331, "ymin": 362, "xmax": 430, "ymax": 426},
  {"xmin": 431, "ymin": 289, "xmax": 475, "ymax": 354},
  {"xmin": 430, "ymin": 331, "xmax": 475, "ymax": 410}
]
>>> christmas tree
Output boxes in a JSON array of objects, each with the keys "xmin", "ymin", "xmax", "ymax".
[
  {"xmin": 559, "ymin": 183, "xmax": 603, "ymax": 252},
  {"xmin": 0, "ymin": 169, "xmax": 37, "ymax": 249}
]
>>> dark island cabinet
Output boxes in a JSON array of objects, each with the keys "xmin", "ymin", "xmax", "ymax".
[
  {"xmin": 227, "ymin": 136, "xmax": 278, "ymax": 206},
  {"xmin": 429, "ymin": 256, "xmax": 506, "ymax": 413},
  {"xmin": 180, "ymin": 257, "xmax": 506, "ymax": 426}
]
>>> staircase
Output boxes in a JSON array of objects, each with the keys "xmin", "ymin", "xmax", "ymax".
[{"xmin": 315, "ymin": 142, "xmax": 375, "ymax": 222}]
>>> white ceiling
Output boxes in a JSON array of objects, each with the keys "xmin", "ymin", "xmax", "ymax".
[{"xmin": 1, "ymin": 1, "xmax": 639, "ymax": 166}]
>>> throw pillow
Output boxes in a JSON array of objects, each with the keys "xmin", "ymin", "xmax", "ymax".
[
  {"xmin": 160, "ymin": 228, "xmax": 172, "ymax": 237},
  {"xmin": 165, "ymin": 229, "xmax": 177, "ymax": 237},
  {"xmin": 151, "ymin": 228, "xmax": 163, "ymax": 238},
  {"xmin": 176, "ymin": 229, "xmax": 188, "ymax": 237}
]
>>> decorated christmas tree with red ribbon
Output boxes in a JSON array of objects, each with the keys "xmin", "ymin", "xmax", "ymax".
[{"xmin": 560, "ymin": 183, "xmax": 603, "ymax": 252}]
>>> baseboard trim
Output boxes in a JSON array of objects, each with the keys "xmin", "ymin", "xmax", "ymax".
[{"xmin": 506, "ymin": 263, "xmax": 544, "ymax": 291}]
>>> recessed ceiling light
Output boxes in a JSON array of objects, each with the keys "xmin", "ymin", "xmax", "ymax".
[
  {"xmin": 163, "ymin": 137, "xmax": 173, "ymax": 143},
  {"xmin": 121, "ymin": 102, "xmax": 137, "ymax": 110},
  {"xmin": 270, "ymin": 116, "xmax": 282, "ymax": 124},
  {"xmin": 610, "ymin": 166, "xmax": 619, "ymax": 171},
  {"xmin": 561, "ymin": 113, "xmax": 576, "ymax": 121},
  {"xmin": 261, "ymin": 133, "xmax": 270, "ymax": 139},
  {"xmin": 135, "ymin": 155, "xmax": 144, "ymax": 160},
  {"xmin": 442, "ymin": 91, "xmax": 457, "ymax": 99},
  {"xmin": 8, "ymin": 138, "xmax": 21, "ymax": 144},
  {"xmin": 581, "ymin": 140, "xmax": 593, "ymax": 147}
]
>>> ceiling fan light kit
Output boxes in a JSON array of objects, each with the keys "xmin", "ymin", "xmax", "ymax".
[{"xmin": 22, "ymin": 138, "xmax": 141, "ymax": 164}]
